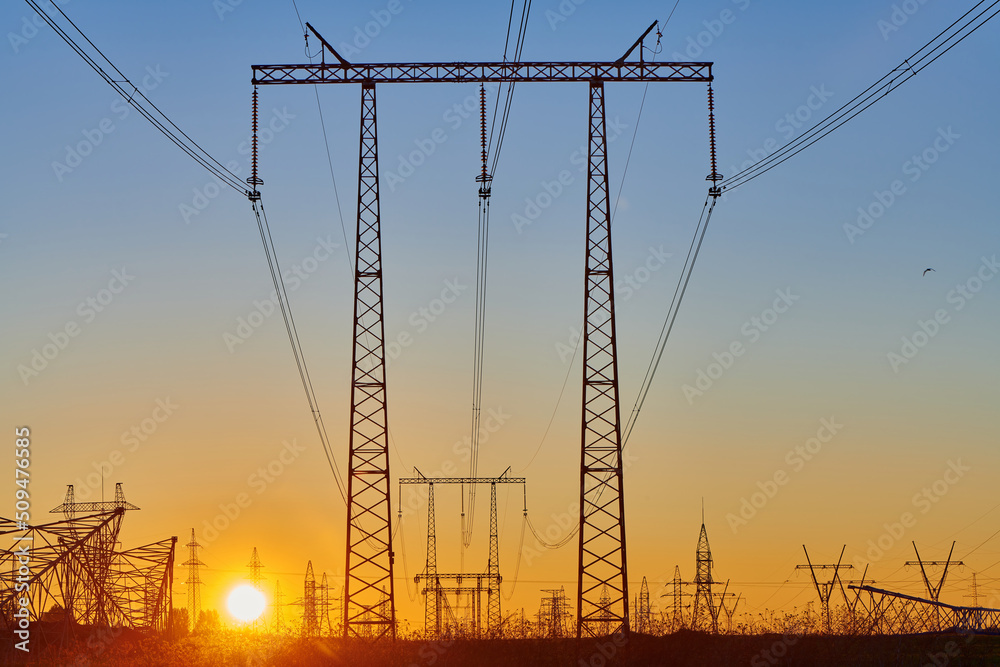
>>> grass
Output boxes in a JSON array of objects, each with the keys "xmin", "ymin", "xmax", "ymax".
[{"xmin": 3, "ymin": 627, "xmax": 1000, "ymax": 666}]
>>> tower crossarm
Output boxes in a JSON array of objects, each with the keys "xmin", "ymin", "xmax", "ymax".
[
  {"xmin": 400, "ymin": 476, "xmax": 525, "ymax": 485},
  {"xmin": 252, "ymin": 61, "xmax": 712, "ymax": 86}
]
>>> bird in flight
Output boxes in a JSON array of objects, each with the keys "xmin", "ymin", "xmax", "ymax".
[{"xmin": 923, "ymin": 268, "xmax": 935, "ymax": 276}]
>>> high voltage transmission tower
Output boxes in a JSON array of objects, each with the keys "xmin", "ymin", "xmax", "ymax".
[
  {"xmin": 634, "ymin": 576, "xmax": 652, "ymax": 634},
  {"xmin": 184, "ymin": 528, "xmax": 205, "ymax": 632},
  {"xmin": 906, "ymin": 541, "xmax": 962, "ymax": 604},
  {"xmin": 692, "ymin": 515, "xmax": 717, "ymax": 632},
  {"xmin": 797, "ymin": 545, "xmax": 853, "ymax": 634},
  {"xmin": 303, "ymin": 560, "xmax": 318, "ymax": 637},
  {"xmin": 400, "ymin": 468, "xmax": 525, "ymax": 638},
  {"xmin": 249, "ymin": 20, "xmax": 715, "ymax": 640},
  {"xmin": 662, "ymin": 565, "xmax": 692, "ymax": 632},
  {"xmin": 247, "ymin": 547, "xmax": 265, "ymax": 630},
  {"xmin": 274, "ymin": 580, "xmax": 285, "ymax": 634}
]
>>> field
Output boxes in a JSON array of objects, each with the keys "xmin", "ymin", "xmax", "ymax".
[{"xmin": 4, "ymin": 629, "xmax": 1000, "ymax": 666}]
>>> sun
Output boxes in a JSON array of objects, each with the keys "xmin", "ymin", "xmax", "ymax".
[{"xmin": 227, "ymin": 584, "xmax": 266, "ymax": 623}]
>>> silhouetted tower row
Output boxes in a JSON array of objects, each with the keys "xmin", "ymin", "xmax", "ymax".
[{"xmin": 184, "ymin": 528, "xmax": 205, "ymax": 632}]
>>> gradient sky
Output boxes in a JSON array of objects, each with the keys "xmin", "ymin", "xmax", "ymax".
[{"xmin": 2, "ymin": 0, "xmax": 999, "ymax": 630}]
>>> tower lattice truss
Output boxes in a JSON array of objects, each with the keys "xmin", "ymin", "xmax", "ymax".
[{"xmin": 0, "ymin": 494, "xmax": 176, "ymax": 632}]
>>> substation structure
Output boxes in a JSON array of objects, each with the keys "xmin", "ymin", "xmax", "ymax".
[
  {"xmin": 0, "ymin": 484, "xmax": 176, "ymax": 634},
  {"xmin": 250, "ymin": 22, "xmax": 715, "ymax": 640},
  {"xmin": 400, "ymin": 468, "xmax": 525, "ymax": 638}
]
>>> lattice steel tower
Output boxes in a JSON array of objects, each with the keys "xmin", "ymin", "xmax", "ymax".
[
  {"xmin": 303, "ymin": 560, "xmax": 319, "ymax": 637},
  {"xmin": 577, "ymin": 78, "xmax": 629, "ymax": 639},
  {"xmin": 691, "ymin": 516, "xmax": 716, "ymax": 632},
  {"xmin": 342, "ymin": 80, "xmax": 396, "ymax": 640},
  {"xmin": 183, "ymin": 528, "xmax": 205, "ymax": 632},
  {"xmin": 247, "ymin": 547, "xmax": 265, "ymax": 629}
]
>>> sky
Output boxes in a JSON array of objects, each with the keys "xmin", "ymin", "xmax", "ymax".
[{"xmin": 2, "ymin": 0, "xmax": 999, "ymax": 632}]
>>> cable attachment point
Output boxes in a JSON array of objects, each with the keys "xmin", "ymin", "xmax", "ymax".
[{"xmin": 706, "ymin": 81, "xmax": 723, "ymax": 194}]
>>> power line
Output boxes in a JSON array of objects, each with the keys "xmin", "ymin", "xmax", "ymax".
[
  {"xmin": 25, "ymin": 0, "xmax": 247, "ymax": 195},
  {"xmin": 26, "ymin": 0, "xmax": 354, "ymax": 502},
  {"xmin": 721, "ymin": 0, "xmax": 1000, "ymax": 192},
  {"xmin": 622, "ymin": 192, "xmax": 719, "ymax": 447}
]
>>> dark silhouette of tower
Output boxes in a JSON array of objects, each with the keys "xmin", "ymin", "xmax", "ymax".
[
  {"xmin": 692, "ymin": 512, "xmax": 716, "ymax": 632},
  {"xmin": 183, "ymin": 529, "xmax": 205, "ymax": 632},
  {"xmin": 303, "ymin": 560, "xmax": 319, "ymax": 636},
  {"xmin": 247, "ymin": 547, "xmax": 265, "ymax": 630}
]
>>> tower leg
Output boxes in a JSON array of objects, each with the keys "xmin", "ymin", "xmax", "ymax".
[
  {"xmin": 344, "ymin": 80, "xmax": 396, "ymax": 640},
  {"xmin": 425, "ymin": 483, "xmax": 439, "ymax": 637},
  {"xmin": 487, "ymin": 482, "xmax": 501, "ymax": 636},
  {"xmin": 576, "ymin": 79, "xmax": 629, "ymax": 639}
]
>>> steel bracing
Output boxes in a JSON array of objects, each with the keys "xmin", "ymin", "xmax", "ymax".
[
  {"xmin": 1, "ymin": 486, "xmax": 174, "ymax": 633},
  {"xmin": 252, "ymin": 61, "xmax": 711, "ymax": 86},
  {"xmin": 692, "ymin": 522, "xmax": 716, "ymax": 632},
  {"xmin": 184, "ymin": 528, "xmax": 205, "ymax": 632},
  {"xmin": 577, "ymin": 79, "xmax": 629, "ymax": 639},
  {"xmin": 343, "ymin": 80, "xmax": 396, "ymax": 640},
  {"xmin": 402, "ymin": 469, "xmax": 524, "ymax": 637},
  {"xmin": 849, "ymin": 585, "xmax": 1000, "ymax": 634},
  {"xmin": 797, "ymin": 545, "xmax": 853, "ymax": 634}
]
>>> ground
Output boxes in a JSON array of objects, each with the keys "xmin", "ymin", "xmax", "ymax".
[{"xmin": 3, "ymin": 628, "xmax": 1000, "ymax": 666}]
